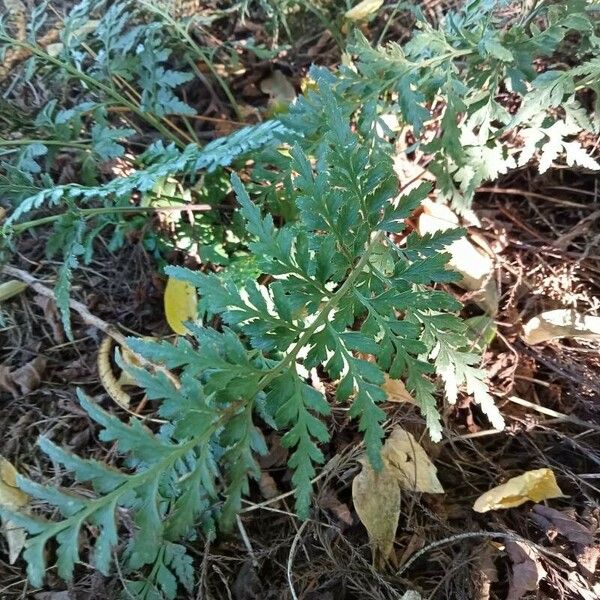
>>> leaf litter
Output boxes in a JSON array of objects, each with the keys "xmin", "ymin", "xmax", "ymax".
[{"xmin": 1, "ymin": 2, "xmax": 600, "ymax": 599}]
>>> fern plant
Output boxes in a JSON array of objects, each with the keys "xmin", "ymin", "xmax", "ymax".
[
  {"xmin": 283, "ymin": 0, "xmax": 600, "ymax": 211},
  {"xmin": 1, "ymin": 88, "xmax": 502, "ymax": 598}
]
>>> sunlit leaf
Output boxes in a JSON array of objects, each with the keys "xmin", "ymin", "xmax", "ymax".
[
  {"xmin": 345, "ymin": 0, "xmax": 384, "ymax": 22},
  {"xmin": 473, "ymin": 469, "xmax": 565, "ymax": 513},
  {"xmin": 164, "ymin": 276, "xmax": 198, "ymax": 335}
]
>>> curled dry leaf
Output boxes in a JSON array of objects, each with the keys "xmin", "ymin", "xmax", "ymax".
[
  {"xmin": 522, "ymin": 309, "xmax": 600, "ymax": 345},
  {"xmin": 473, "ymin": 468, "xmax": 565, "ymax": 513},
  {"xmin": 97, "ymin": 337, "xmax": 145, "ymax": 409},
  {"xmin": 506, "ymin": 540, "xmax": 546, "ymax": 600},
  {"xmin": 352, "ymin": 457, "xmax": 401, "ymax": 570},
  {"xmin": 10, "ymin": 356, "xmax": 47, "ymax": 395},
  {"xmin": 0, "ymin": 455, "xmax": 29, "ymax": 564},
  {"xmin": 164, "ymin": 276, "xmax": 198, "ymax": 335},
  {"xmin": 472, "ymin": 542, "xmax": 499, "ymax": 600},
  {"xmin": 0, "ymin": 357, "xmax": 47, "ymax": 397},
  {"xmin": 383, "ymin": 427, "xmax": 444, "ymax": 494},
  {"xmin": 418, "ymin": 200, "xmax": 498, "ymax": 314}
]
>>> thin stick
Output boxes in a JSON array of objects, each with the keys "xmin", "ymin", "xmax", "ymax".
[
  {"xmin": 286, "ymin": 520, "xmax": 308, "ymax": 600},
  {"xmin": 477, "ymin": 186, "xmax": 589, "ymax": 209},
  {"xmin": 2, "ymin": 265, "xmax": 128, "ymax": 346},
  {"xmin": 236, "ymin": 515, "xmax": 259, "ymax": 568},
  {"xmin": 1, "ymin": 265, "xmax": 175, "ymax": 382},
  {"xmin": 507, "ymin": 395, "xmax": 600, "ymax": 432},
  {"xmin": 397, "ymin": 530, "xmax": 576, "ymax": 577}
]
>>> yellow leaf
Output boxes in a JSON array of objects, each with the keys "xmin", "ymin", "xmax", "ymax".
[
  {"xmin": 383, "ymin": 427, "xmax": 444, "ymax": 494},
  {"xmin": 345, "ymin": 0, "xmax": 384, "ymax": 22},
  {"xmin": 0, "ymin": 280, "xmax": 27, "ymax": 303},
  {"xmin": 352, "ymin": 458, "xmax": 401, "ymax": 570},
  {"xmin": 164, "ymin": 276, "xmax": 198, "ymax": 335},
  {"xmin": 473, "ymin": 468, "xmax": 565, "ymax": 513},
  {"xmin": 0, "ymin": 456, "xmax": 29, "ymax": 564},
  {"xmin": 382, "ymin": 375, "xmax": 415, "ymax": 404}
]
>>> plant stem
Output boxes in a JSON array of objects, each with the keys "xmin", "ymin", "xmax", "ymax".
[
  {"xmin": 254, "ymin": 231, "xmax": 385, "ymax": 392},
  {"xmin": 10, "ymin": 204, "xmax": 212, "ymax": 234},
  {"xmin": 0, "ymin": 139, "xmax": 91, "ymax": 149}
]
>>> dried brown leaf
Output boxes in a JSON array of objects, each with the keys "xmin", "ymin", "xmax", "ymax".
[
  {"xmin": 505, "ymin": 540, "xmax": 546, "ymax": 600},
  {"xmin": 383, "ymin": 427, "xmax": 444, "ymax": 494},
  {"xmin": 258, "ymin": 472, "xmax": 279, "ymax": 501},
  {"xmin": 34, "ymin": 294, "xmax": 64, "ymax": 344},
  {"xmin": 382, "ymin": 375, "xmax": 415, "ymax": 404},
  {"xmin": 0, "ymin": 365, "xmax": 18, "ymax": 398},
  {"xmin": 352, "ymin": 458, "xmax": 401, "ymax": 570},
  {"xmin": 10, "ymin": 356, "xmax": 46, "ymax": 395}
]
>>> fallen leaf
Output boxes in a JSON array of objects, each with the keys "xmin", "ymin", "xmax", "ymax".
[
  {"xmin": 531, "ymin": 505, "xmax": 598, "ymax": 578},
  {"xmin": 319, "ymin": 492, "xmax": 353, "ymax": 528},
  {"xmin": 418, "ymin": 200, "xmax": 498, "ymax": 314},
  {"xmin": 352, "ymin": 427, "xmax": 444, "ymax": 568},
  {"xmin": 522, "ymin": 309, "xmax": 600, "ymax": 345},
  {"xmin": 258, "ymin": 472, "xmax": 279, "ymax": 501},
  {"xmin": 0, "ymin": 365, "xmax": 18, "ymax": 398},
  {"xmin": 345, "ymin": 0, "xmax": 384, "ymax": 21},
  {"xmin": 473, "ymin": 468, "xmax": 565, "ymax": 513},
  {"xmin": 382, "ymin": 375, "xmax": 415, "ymax": 404},
  {"xmin": 164, "ymin": 276, "xmax": 198, "ymax": 335},
  {"xmin": 10, "ymin": 356, "xmax": 46, "ymax": 395},
  {"xmin": 531, "ymin": 504, "xmax": 593, "ymax": 545},
  {"xmin": 505, "ymin": 540, "xmax": 546, "ymax": 600},
  {"xmin": 260, "ymin": 70, "xmax": 296, "ymax": 114},
  {"xmin": 0, "ymin": 456, "xmax": 29, "ymax": 564},
  {"xmin": 472, "ymin": 542, "xmax": 499, "ymax": 600},
  {"xmin": 34, "ymin": 294, "xmax": 64, "ymax": 344},
  {"xmin": 383, "ymin": 427, "xmax": 444, "ymax": 494},
  {"xmin": 0, "ymin": 280, "xmax": 27, "ymax": 303},
  {"xmin": 352, "ymin": 457, "xmax": 401, "ymax": 569}
]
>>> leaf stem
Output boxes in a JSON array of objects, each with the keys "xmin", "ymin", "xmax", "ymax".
[
  {"xmin": 10, "ymin": 204, "xmax": 212, "ymax": 234},
  {"xmin": 0, "ymin": 139, "xmax": 91, "ymax": 149},
  {"xmin": 254, "ymin": 231, "xmax": 385, "ymax": 392}
]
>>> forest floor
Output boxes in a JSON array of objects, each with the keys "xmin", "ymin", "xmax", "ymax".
[{"xmin": 0, "ymin": 1, "xmax": 599, "ymax": 599}]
